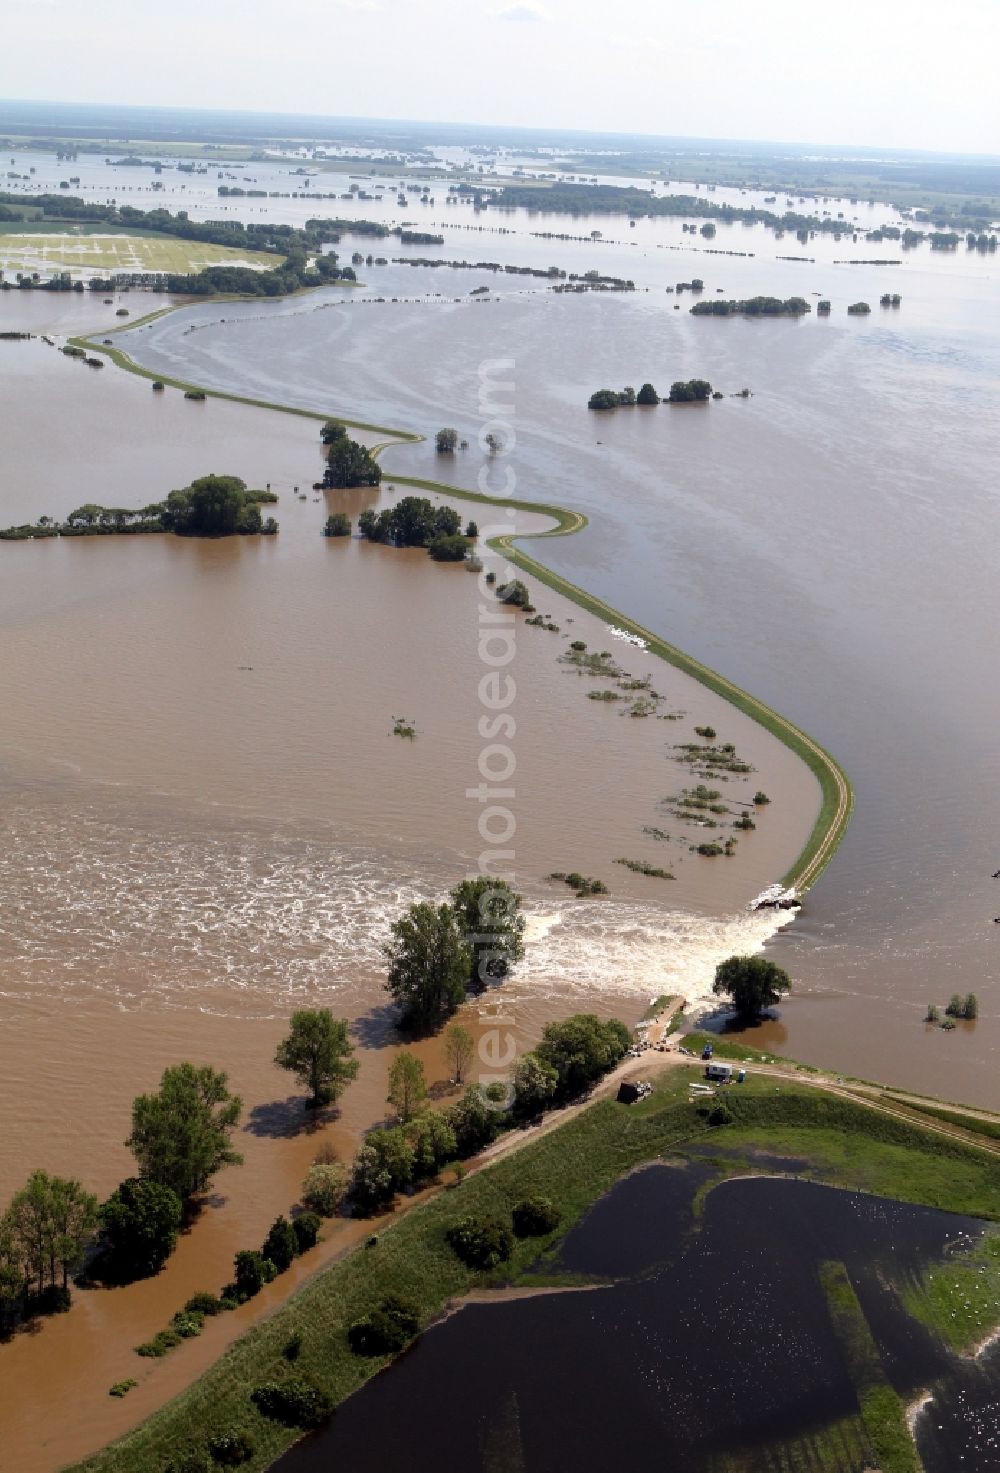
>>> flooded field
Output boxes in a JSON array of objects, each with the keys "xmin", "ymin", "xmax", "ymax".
[
  {"xmin": 0, "ymin": 328, "xmax": 813, "ymax": 1471},
  {"xmin": 3, "ymin": 143, "xmax": 1000, "ymax": 1470},
  {"xmin": 114, "ymin": 217, "xmax": 1000, "ymax": 1105},
  {"xmin": 274, "ymin": 1167, "xmax": 991, "ymax": 1473}
]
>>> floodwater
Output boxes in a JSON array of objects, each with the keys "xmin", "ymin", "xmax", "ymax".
[
  {"xmin": 3, "ymin": 151, "xmax": 1000, "ymax": 1467},
  {"xmin": 0, "ymin": 327, "xmax": 813, "ymax": 1471},
  {"xmin": 274, "ymin": 1167, "xmax": 986, "ymax": 1473},
  {"xmin": 116, "ymin": 213, "xmax": 1000, "ymax": 1107}
]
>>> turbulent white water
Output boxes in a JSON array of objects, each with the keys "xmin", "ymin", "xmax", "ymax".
[{"xmin": 0, "ymin": 794, "xmax": 789, "ymax": 1019}]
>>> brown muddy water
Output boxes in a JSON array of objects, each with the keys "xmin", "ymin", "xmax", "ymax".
[
  {"xmin": 0, "ymin": 326, "xmax": 814, "ymax": 1469},
  {"xmin": 121, "ymin": 233, "xmax": 1000, "ymax": 1108}
]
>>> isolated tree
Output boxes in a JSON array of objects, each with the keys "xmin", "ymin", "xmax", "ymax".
[
  {"xmin": 449, "ymin": 878, "xmax": 526, "ymax": 990},
  {"xmin": 384, "ymin": 902, "xmax": 471, "ymax": 1030},
  {"xmin": 126, "ymin": 1063, "xmax": 243, "ymax": 1200},
  {"xmin": 323, "ymin": 436, "xmax": 381, "ymax": 489},
  {"xmin": 636, "ymin": 382, "xmax": 660, "ymax": 405},
  {"xmin": 435, "ymin": 427, "xmax": 459, "ymax": 453},
  {"xmin": 712, "ymin": 955, "xmax": 791, "ymax": 1019},
  {"xmin": 512, "ymin": 1052, "xmax": 559, "ymax": 1116},
  {"xmin": 444, "ymin": 1023, "xmax": 474, "ymax": 1084},
  {"xmin": 100, "ymin": 1177, "xmax": 183, "ymax": 1279},
  {"xmin": 387, "ymin": 1052, "xmax": 428, "ymax": 1124},
  {"xmin": 274, "ymin": 1010, "xmax": 358, "ymax": 1107}
]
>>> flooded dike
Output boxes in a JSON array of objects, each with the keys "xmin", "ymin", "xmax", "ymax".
[
  {"xmin": 0, "ymin": 331, "xmax": 816, "ymax": 1470},
  {"xmin": 274, "ymin": 1168, "xmax": 989, "ymax": 1473},
  {"xmin": 119, "ymin": 236, "xmax": 1000, "ymax": 1106}
]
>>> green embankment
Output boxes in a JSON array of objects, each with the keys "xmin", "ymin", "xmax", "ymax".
[
  {"xmin": 388, "ymin": 470, "xmax": 851, "ymax": 891},
  {"xmin": 63, "ymin": 313, "xmax": 851, "ymax": 893},
  {"xmin": 70, "ymin": 1079, "xmax": 1000, "ymax": 1473},
  {"xmin": 820, "ymin": 1261, "xmax": 918, "ymax": 1473}
]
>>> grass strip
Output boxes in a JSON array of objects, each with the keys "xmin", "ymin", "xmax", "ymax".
[
  {"xmin": 819, "ymin": 1261, "xmax": 917, "ymax": 1473},
  {"xmin": 70, "ymin": 1082, "xmax": 1000, "ymax": 1473}
]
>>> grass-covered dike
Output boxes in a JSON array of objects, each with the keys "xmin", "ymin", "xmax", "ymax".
[
  {"xmin": 69, "ymin": 1074, "xmax": 1000, "ymax": 1473},
  {"xmin": 66, "ymin": 304, "xmax": 851, "ymax": 895}
]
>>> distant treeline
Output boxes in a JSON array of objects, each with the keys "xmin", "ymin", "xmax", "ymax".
[
  {"xmin": 0, "ymin": 195, "xmax": 444, "ymax": 296},
  {"xmin": 486, "ymin": 183, "xmax": 877, "ymax": 237}
]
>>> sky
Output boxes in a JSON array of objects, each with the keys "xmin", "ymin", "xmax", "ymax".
[{"xmin": 1, "ymin": 0, "xmax": 997, "ymax": 155}]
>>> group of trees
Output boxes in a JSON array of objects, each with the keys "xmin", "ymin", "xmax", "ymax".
[
  {"xmin": 321, "ymin": 422, "xmax": 382, "ymax": 489},
  {"xmin": 161, "ymin": 475, "xmax": 277, "ymax": 536},
  {"xmin": 588, "ymin": 384, "xmax": 660, "ymax": 409},
  {"xmin": 1, "ymin": 476, "xmax": 279, "ymax": 543},
  {"xmin": 357, "ymin": 495, "xmax": 475, "ymax": 563},
  {"xmin": 690, "ymin": 296, "xmax": 810, "ymax": 317},
  {"xmin": 349, "ymin": 1010, "xmax": 629, "ymax": 1214},
  {"xmin": 667, "ymin": 379, "xmax": 714, "ymax": 402},
  {"xmin": 589, "ymin": 380, "xmax": 714, "ymax": 408},
  {"xmin": 926, "ymin": 993, "xmax": 978, "ymax": 1025},
  {"xmin": 384, "ymin": 879, "xmax": 525, "ymax": 1030}
]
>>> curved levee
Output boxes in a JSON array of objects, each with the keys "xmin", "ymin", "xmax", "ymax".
[{"xmin": 68, "ymin": 320, "xmax": 853, "ymax": 890}]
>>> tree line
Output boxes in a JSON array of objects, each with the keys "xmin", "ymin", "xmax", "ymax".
[
  {"xmin": 589, "ymin": 380, "xmax": 713, "ymax": 408},
  {"xmin": 0, "ymin": 475, "xmax": 279, "ymax": 541}
]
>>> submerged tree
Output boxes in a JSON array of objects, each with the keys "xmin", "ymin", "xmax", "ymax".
[
  {"xmin": 126, "ymin": 1063, "xmax": 243, "ymax": 1199},
  {"xmin": 274, "ymin": 1010, "xmax": 359, "ymax": 1108},
  {"xmin": 384, "ymin": 902, "xmax": 471, "ymax": 1030},
  {"xmin": 712, "ymin": 955, "xmax": 791, "ymax": 1019},
  {"xmin": 449, "ymin": 877, "xmax": 525, "ymax": 990},
  {"xmin": 387, "ymin": 1052, "xmax": 428, "ymax": 1124}
]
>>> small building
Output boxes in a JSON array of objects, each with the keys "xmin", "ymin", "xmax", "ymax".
[{"xmin": 705, "ymin": 1061, "xmax": 733, "ymax": 1083}]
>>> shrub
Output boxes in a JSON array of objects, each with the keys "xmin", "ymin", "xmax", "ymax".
[
  {"xmin": 262, "ymin": 1216, "xmax": 299, "ymax": 1273},
  {"xmin": 302, "ymin": 1161, "xmax": 348, "ymax": 1216},
  {"xmin": 512, "ymin": 1195, "xmax": 561, "ymax": 1237},
  {"xmin": 323, "ymin": 513, "xmax": 351, "ymax": 537},
  {"xmin": 135, "ymin": 1327, "xmax": 182, "ymax": 1357},
  {"xmin": 170, "ymin": 1310, "xmax": 205, "ymax": 1338},
  {"xmin": 251, "ymin": 1375, "xmax": 333, "ymax": 1428},
  {"xmin": 465, "ymin": 520, "xmax": 478, "ymax": 537},
  {"xmin": 753, "ymin": 790, "xmax": 770, "ymax": 805},
  {"xmin": 208, "ymin": 1431, "xmax": 254, "ymax": 1465},
  {"xmin": 347, "ymin": 1294, "xmax": 421, "ymax": 1356},
  {"xmin": 282, "ymin": 1331, "xmax": 303, "ymax": 1362},
  {"xmin": 292, "ymin": 1212, "xmax": 321, "ymax": 1254},
  {"xmin": 428, "ymin": 532, "xmax": 470, "ymax": 562},
  {"xmin": 233, "ymin": 1250, "xmax": 271, "ymax": 1300},
  {"xmin": 446, "ymin": 1214, "xmax": 514, "ymax": 1270},
  {"xmin": 496, "ymin": 579, "xmax": 530, "ymax": 608},
  {"xmin": 109, "ymin": 1379, "xmax": 137, "ymax": 1398},
  {"xmin": 183, "ymin": 1291, "xmax": 223, "ymax": 1317},
  {"xmin": 707, "ymin": 1103, "xmax": 734, "ymax": 1127}
]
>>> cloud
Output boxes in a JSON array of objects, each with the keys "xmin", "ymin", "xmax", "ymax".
[{"xmin": 494, "ymin": 3, "xmax": 546, "ymax": 20}]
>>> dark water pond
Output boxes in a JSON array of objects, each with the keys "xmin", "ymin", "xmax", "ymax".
[{"xmin": 273, "ymin": 1167, "xmax": 996, "ymax": 1472}]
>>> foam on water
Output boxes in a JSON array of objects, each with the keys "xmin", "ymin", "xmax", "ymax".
[{"xmin": 0, "ymin": 795, "xmax": 792, "ymax": 1021}]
